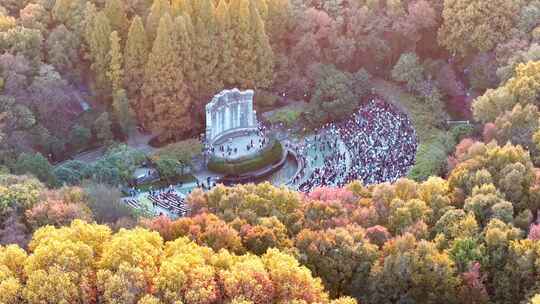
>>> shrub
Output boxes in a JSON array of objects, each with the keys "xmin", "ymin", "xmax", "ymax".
[
  {"xmin": 53, "ymin": 160, "xmax": 92, "ymax": 186},
  {"xmin": 450, "ymin": 124, "xmax": 475, "ymax": 142},
  {"xmin": 69, "ymin": 125, "xmax": 92, "ymax": 152},
  {"xmin": 83, "ymin": 182, "xmax": 134, "ymax": 223},
  {"xmin": 25, "ymin": 199, "xmax": 93, "ymax": 230},
  {"xmin": 150, "ymin": 139, "xmax": 202, "ymax": 180},
  {"xmin": 12, "ymin": 152, "xmax": 56, "ymax": 186},
  {"xmin": 409, "ymin": 140, "xmax": 448, "ymax": 181}
]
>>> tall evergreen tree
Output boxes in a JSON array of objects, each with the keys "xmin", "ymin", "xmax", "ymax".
[
  {"xmin": 112, "ymin": 89, "xmax": 135, "ymax": 135},
  {"xmin": 141, "ymin": 14, "xmax": 193, "ymax": 140},
  {"xmin": 104, "ymin": 0, "xmax": 129, "ymax": 38},
  {"xmin": 124, "ymin": 16, "xmax": 149, "ymax": 111},
  {"xmin": 107, "ymin": 30, "xmax": 123, "ymax": 94},
  {"xmin": 173, "ymin": 15, "xmax": 194, "ymax": 86},
  {"xmin": 146, "ymin": 0, "xmax": 171, "ymax": 43},
  {"xmin": 171, "ymin": 0, "xmax": 193, "ymax": 17},
  {"xmin": 254, "ymin": 0, "xmax": 268, "ymax": 20},
  {"xmin": 79, "ymin": 2, "xmax": 97, "ymax": 70},
  {"xmin": 228, "ymin": 0, "xmax": 256, "ymax": 88},
  {"xmin": 215, "ymin": 0, "xmax": 235, "ymax": 87},
  {"xmin": 190, "ymin": 0, "xmax": 221, "ymax": 101},
  {"xmin": 94, "ymin": 112, "xmax": 114, "ymax": 144},
  {"xmin": 88, "ymin": 11, "xmax": 112, "ymax": 98},
  {"xmin": 249, "ymin": 0, "xmax": 274, "ymax": 88},
  {"xmin": 52, "ymin": 0, "xmax": 71, "ymax": 23},
  {"xmin": 82, "ymin": 2, "xmax": 97, "ymax": 47},
  {"xmin": 266, "ymin": 0, "xmax": 291, "ymax": 49},
  {"xmin": 52, "ymin": 0, "xmax": 86, "ymax": 34}
]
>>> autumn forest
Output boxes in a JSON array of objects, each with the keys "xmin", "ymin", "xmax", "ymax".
[{"xmin": 1, "ymin": 0, "xmax": 540, "ymax": 303}]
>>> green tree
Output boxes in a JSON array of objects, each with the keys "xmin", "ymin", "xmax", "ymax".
[
  {"xmin": 309, "ymin": 65, "xmax": 356, "ymax": 125},
  {"xmin": 13, "ymin": 153, "xmax": 56, "ymax": 186},
  {"xmin": 53, "ymin": 160, "xmax": 92, "ymax": 186},
  {"xmin": 69, "ymin": 125, "xmax": 91, "ymax": 152},
  {"xmin": 448, "ymin": 237, "xmax": 487, "ymax": 273},
  {"xmin": 391, "ymin": 52, "xmax": 425, "ymax": 92},
  {"xmin": 154, "ymin": 158, "xmax": 180, "ymax": 182}
]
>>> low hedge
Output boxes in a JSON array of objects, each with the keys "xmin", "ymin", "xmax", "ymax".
[{"xmin": 208, "ymin": 141, "xmax": 283, "ymax": 175}]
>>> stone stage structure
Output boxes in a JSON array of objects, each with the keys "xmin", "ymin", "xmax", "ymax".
[
  {"xmin": 205, "ymin": 89, "xmax": 258, "ymax": 144},
  {"xmin": 205, "ymin": 89, "xmax": 266, "ymax": 161}
]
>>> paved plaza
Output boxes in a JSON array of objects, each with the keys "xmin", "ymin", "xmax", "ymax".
[{"xmin": 211, "ymin": 132, "xmax": 268, "ymax": 160}]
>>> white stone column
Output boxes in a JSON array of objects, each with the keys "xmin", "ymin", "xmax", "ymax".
[
  {"xmin": 234, "ymin": 103, "xmax": 239, "ymax": 129},
  {"xmin": 236, "ymin": 103, "xmax": 242, "ymax": 128},
  {"xmin": 217, "ymin": 109, "xmax": 223, "ymax": 137},
  {"xmin": 206, "ymin": 106, "xmax": 212, "ymax": 142},
  {"xmin": 221, "ymin": 108, "xmax": 225, "ymax": 135},
  {"xmin": 247, "ymin": 101, "xmax": 254, "ymax": 127},
  {"xmin": 244, "ymin": 102, "xmax": 249, "ymax": 127},
  {"xmin": 226, "ymin": 105, "xmax": 232, "ymax": 131},
  {"xmin": 212, "ymin": 112, "xmax": 217, "ymax": 140}
]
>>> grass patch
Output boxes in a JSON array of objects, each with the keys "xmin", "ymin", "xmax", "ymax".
[{"xmin": 267, "ymin": 108, "xmax": 303, "ymax": 128}]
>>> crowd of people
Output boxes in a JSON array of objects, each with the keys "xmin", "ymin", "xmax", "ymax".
[
  {"xmin": 296, "ymin": 135, "xmax": 349, "ymax": 192},
  {"xmin": 123, "ymin": 186, "xmax": 190, "ymax": 217},
  {"xmin": 123, "ymin": 98, "xmax": 417, "ymax": 214},
  {"xmin": 148, "ymin": 187, "xmax": 189, "ymax": 216},
  {"xmin": 296, "ymin": 98, "xmax": 417, "ymax": 192},
  {"xmin": 207, "ymin": 124, "xmax": 270, "ymax": 160}
]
